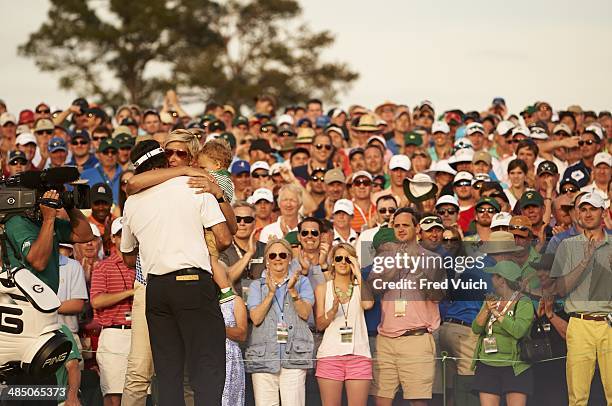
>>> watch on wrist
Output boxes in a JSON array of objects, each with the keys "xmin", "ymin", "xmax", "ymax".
[{"xmin": 216, "ymin": 195, "xmax": 225, "ymax": 204}]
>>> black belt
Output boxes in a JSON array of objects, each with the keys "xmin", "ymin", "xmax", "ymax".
[
  {"xmin": 104, "ymin": 325, "xmax": 131, "ymax": 329},
  {"xmin": 569, "ymin": 313, "xmax": 608, "ymax": 321},
  {"xmin": 444, "ymin": 317, "xmax": 471, "ymax": 327},
  {"xmin": 401, "ymin": 327, "xmax": 429, "ymax": 337}
]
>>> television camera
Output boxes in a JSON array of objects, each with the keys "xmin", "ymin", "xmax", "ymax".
[{"xmin": 0, "ymin": 167, "xmax": 90, "ymax": 381}]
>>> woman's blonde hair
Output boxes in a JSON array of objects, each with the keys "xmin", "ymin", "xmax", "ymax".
[
  {"xmin": 410, "ymin": 146, "xmax": 432, "ymax": 169},
  {"xmin": 328, "ymin": 243, "xmax": 358, "ymax": 279},
  {"xmin": 264, "ymin": 238, "xmax": 294, "ymax": 262},
  {"xmin": 163, "ymin": 129, "xmax": 200, "ymax": 159}
]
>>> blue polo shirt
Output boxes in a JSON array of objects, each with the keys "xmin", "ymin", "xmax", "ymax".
[
  {"xmin": 80, "ymin": 163, "xmax": 122, "ymax": 205},
  {"xmin": 69, "ymin": 154, "xmax": 98, "ymax": 172},
  {"xmin": 361, "ymin": 264, "xmax": 381, "ymax": 336}
]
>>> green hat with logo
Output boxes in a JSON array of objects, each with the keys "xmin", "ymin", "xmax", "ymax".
[
  {"xmin": 485, "ymin": 260, "xmax": 523, "ymax": 282},
  {"xmin": 233, "ymin": 115, "xmax": 249, "ymax": 126},
  {"xmin": 404, "ymin": 132, "xmax": 423, "ymax": 146},
  {"xmin": 373, "ymin": 227, "xmax": 397, "ymax": 250},
  {"xmin": 284, "ymin": 231, "xmax": 299, "ymax": 247},
  {"xmin": 518, "ymin": 190, "xmax": 544, "ymax": 209},
  {"xmin": 97, "ymin": 137, "xmax": 119, "ymax": 153},
  {"xmin": 475, "ymin": 196, "xmax": 501, "ymax": 212},
  {"xmin": 115, "ymin": 133, "xmax": 135, "ymax": 149},
  {"xmin": 218, "ymin": 132, "xmax": 236, "ymax": 149}
]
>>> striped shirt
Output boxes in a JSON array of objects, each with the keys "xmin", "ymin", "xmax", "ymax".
[
  {"xmin": 90, "ymin": 253, "xmax": 136, "ymax": 327},
  {"xmin": 211, "ymin": 169, "xmax": 234, "ymax": 203}
]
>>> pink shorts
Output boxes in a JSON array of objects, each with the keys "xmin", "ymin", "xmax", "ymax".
[{"xmin": 316, "ymin": 355, "xmax": 373, "ymax": 381}]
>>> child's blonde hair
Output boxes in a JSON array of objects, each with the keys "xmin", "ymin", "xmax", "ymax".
[{"xmin": 199, "ymin": 139, "xmax": 233, "ymax": 169}]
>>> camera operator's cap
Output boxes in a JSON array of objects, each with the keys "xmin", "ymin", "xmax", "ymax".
[
  {"xmin": 466, "ymin": 122, "xmax": 485, "ymax": 136},
  {"xmin": 230, "ymin": 160, "xmax": 250, "ymax": 175},
  {"xmin": 248, "ymin": 188, "xmax": 274, "ymax": 204},
  {"xmin": 404, "ymin": 131, "xmax": 423, "ymax": 146},
  {"xmin": 90, "ymin": 183, "xmax": 113, "ymax": 205},
  {"xmin": 372, "ymin": 227, "xmax": 397, "ymax": 250},
  {"xmin": 324, "ymin": 168, "xmax": 346, "ymax": 185},
  {"xmin": 111, "ymin": 217, "xmax": 124, "ymax": 236},
  {"xmin": 512, "ymin": 126, "xmax": 530, "ymax": 137},
  {"xmin": 250, "ymin": 161, "xmax": 270, "ymax": 174},
  {"xmin": 472, "ymin": 150, "xmax": 492, "ymax": 165},
  {"xmin": 98, "ymin": 137, "xmax": 119, "ymax": 152},
  {"xmin": 0, "ymin": 112, "xmax": 16, "ymax": 126},
  {"xmin": 578, "ymin": 192, "xmax": 605, "ymax": 209},
  {"xmin": 389, "ymin": 154, "xmax": 411, "ymax": 172},
  {"xmin": 48, "ymin": 137, "xmax": 68, "ymax": 153},
  {"xmin": 537, "ymin": 160, "xmax": 558, "ymax": 176},
  {"xmin": 475, "ymin": 196, "xmax": 501, "ymax": 212},
  {"xmin": 594, "ymin": 152, "xmax": 612, "ymax": 167},
  {"xmin": 435, "ymin": 194, "xmax": 459, "ymax": 209},
  {"xmin": 8, "ymin": 150, "xmax": 27, "ymax": 164},
  {"xmin": 16, "ymin": 132, "xmax": 38, "ymax": 146},
  {"xmin": 431, "ymin": 121, "xmax": 450, "ymax": 134},
  {"xmin": 584, "ymin": 124, "xmax": 604, "ymax": 140},
  {"xmin": 403, "ymin": 173, "xmax": 438, "ymax": 203},
  {"xmin": 34, "ymin": 118, "xmax": 55, "ymax": 132},
  {"xmin": 89, "ymin": 222, "xmax": 102, "ymax": 238},
  {"xmin": 490, "ymin": 212, "xmax": 512, "ymax": 229},
  {"xmin": 71, "ymin": 129, "xmax": 90, "ymax": 142},
  {"xmin": 509, "ymin": 215, "xmax": 532, "ymax": 237},
  {"xmin": 419, "ymin": 215, "xmax": 444, "ymax": 231},
  {"xmin": 453, "ymin": 137, "xmax": 473, "ymax": 150},
  {"xmin": 518, "ymin": 190, "xmax": 544, "ymax": 209},
  {"xmin": 496, "ymin": 120, "xmax": 515, "ymax": 136},
  {"xmin": 485, "ymin": 260, "xmax": 523, "ymax": 281},
  {"xmin": 453, "ymin": 171, "xmax": 474, "ymax": 184},
  {"xmin": 333, "ymin": 198, "xmax": 354, "ymax": 216}
]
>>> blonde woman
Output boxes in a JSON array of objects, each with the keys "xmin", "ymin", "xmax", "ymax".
[
  {"xmin": 315, "ymin": 243, "xmax": 374, "ymax": 406},
  {"xmin": 410, "ymin": 147, "xmax": 432, "ymax": 173}
]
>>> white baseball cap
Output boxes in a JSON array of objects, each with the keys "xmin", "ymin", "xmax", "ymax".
[
  {"xmin": 466, "ymin": 122, "xmax": 485, "ymax": 136},
  {"xmin": 528, "ymin": 127, "xmax": 549, "ymax": 140},
  {"xmin": 16, "ymin": 132, "xmax": 38, "ymax": 146},
  {"xmin": 250, "ymin": 161, "xmax": 270, "ymax": 174},
  {"xmin": 496, "ymin": 120, "xmax": 515, "ymax": 136},
  {"xmin": 247, "ymin": 188, "xmax": 274, "ymax": 204},
  {"xmin": 454, "ymin": 137, "xmax": 473, "ymax": 150},
  {"xmin": 594, "ymin": 152, "xmax": 612, "ymax": 167},
  {"xmin": 449, "ymin": 148, "xmax": 474, "ymax": 166},
  {"xmin": 435, "ymin": 194, "xmax": 459, "ymax": 209},
  {"xmin": 552, "ymin": 123, "xmax": 572, "ymax": 135},
  {"xmin": 367, "ymin": 135, "xmax": 387, "ymax": 148},
  {"xmin": 270, "ymin": 162, "xmax": 284, "ymax": 175},
  {"xmin": 351, "ymin": 170, "xmax": 373, "ymax": 182},
  {"xmin": 491, "ymin": 212, "xmax": 512, "ymax": 229},
  {"xmin": 427, "ymin": 160, "xmax": 456, "ymax": 176},
  {"xmin": 512, "ymin": 127, "xmax": 530, "ymax": 137},
  {"xmin": 584, "ymin": 125, "xmax": 604, "ymax": 141},
  {"xmin": 431, "ymin": 121, "xmax": 450, "ymax": 134},
  {"xmin": 389, "ymin": 154, "xmax": 411, "ymax": 171},
  {"xmin": 578, "ymin": 192, "xmax": 605, "ymax": 209},
  {"xmin": 453, "ymin": 171, "xmax": 474, "ymax": 184},
  {"xmin": 333, "ymin": 198, "xmax": 354, "ymax": 215},
  {"xmin": 276, "ymin": 114, "xmax": 294, "ymax": 127},
  {"xmin": 111, "ymin": 217, "xmax": 123, "ymax": 236}
]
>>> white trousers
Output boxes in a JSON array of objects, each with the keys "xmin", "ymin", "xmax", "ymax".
[{"xmin": 252, "ymin": 368, "xmax": 306, "ymax": 406}]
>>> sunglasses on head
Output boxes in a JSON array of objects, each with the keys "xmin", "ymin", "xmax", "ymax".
[
  {"xmin": 268, "ymin": 252, "xmax": 288, "ymax": 260},
  {"xmin": 165, "ymin": 149, "xmax": 189, "ymax": 159},
  {"xmin": 36, "ymin": 109, "xmax": 50, "ymax": 114},
  {"xmin": 378, "ymin": 207, "xmax": 396, "ymax": 215},
  {"xmin": 315, "ymin": 143, "xmax": 332, "ymax": 151},
  {"xmin": 353, "ymin": 179, "xmax": 371, "ymax": 187},
  {"xmin": 251, "ymin": 172, "xmax": 269, "ymax": 179},
  {"xmin": 334, "ymin": 255, "xmax": 351, "ymax": 264},
  {"xmin": 300, "ymin": 229, "xmax": 320, "ymax": 237},
  {"xmin": 36, "ymin": 130, "xmax": 53, "ymax": 136},
  {"xmin": 71, "ymin": 139, "xmax": 89, "ymax": 146},
  {"xmin": 476, "ymin": 207, "xmax": 498, "ymax": 214},
  {"xmin": 437, "ymin": 208, "xmax": 457, "ymax": 216},
  {"xmin": 101, "ymin": 149, "xmax": 118, "ymax": 156},
  {"xmin": 236, "ymin": 216, "xmax": 255, "ymax": 224},
  {"xmin": 561, "ymin": 187, "xmax": 578, "ymax": 194},
  {"xmin": 578, "ymin": 140, "xmax": 597, "ymax": 146}
]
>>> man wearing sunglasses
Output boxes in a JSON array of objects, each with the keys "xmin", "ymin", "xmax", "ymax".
[
  {"xmin": 349, "ymin": 171, "xmax": 376, "ymax": 233},
  {"xmin": 465, "ymin": 197, "xmax": 500, "ymax": 242},
  {"xmin": 250, "ymin": 161, "xmax": 273, "ymax": 191},
  {"xmin": 247, "ymin": 188, "xmax": 274, "ymax": 229},
  {"xmin": 418, "ymin": 215, "xmax": 445, "ymax": 255},
  {"xmin": 356, "ymin": 195, "xmax": 398, "ymax": 267},
  {"xmin": 6, "ymin": 150, "xmax": 30, "ymax": 176},
  {"xmin": 562, "ymin": 125, "xmax": 604, "ymax": 189},
  {"xmin": 435, "ymin": 195, "xmax": 460, "ymax": 229},
  {"xmin": 293, "ymin": 133, "xmax": 335, "ymax": 183},
  {"xmin": 453, "ymin": 171, "xmax": 477, "ymax": 233},
  {"xmin": 68, "ymin": 129, "xmax": 98, "ymax": 172},
  {"xmin": 81, "ymin": 138, "xmax": 123, "ymax": 205}
]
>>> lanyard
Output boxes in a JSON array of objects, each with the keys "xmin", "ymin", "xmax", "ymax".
[
  {"xmin": 487, "ymin": 291, "xmax": 519, "ymax": 336},
  {"xmin": 334, "ymin": 282, "xmax": 353, "ymax": 328},
  {"xmin": 271, "ymin": 277, "xmax": 289, "ymax": 321}
]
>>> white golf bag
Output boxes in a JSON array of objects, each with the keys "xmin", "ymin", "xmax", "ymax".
[{"xmin": 0, "ymin": 267, "xmax": 72, "ymax": 381}]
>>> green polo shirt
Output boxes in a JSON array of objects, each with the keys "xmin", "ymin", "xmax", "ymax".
[
  {"xmin": 519, "ymin": 247, "xmax": 541, "ymax": 290},
  {"xmin": 4, "ymin": 215, "xmax": 72, "ymax": 293},
  {"xmin": 550, "ymin": 232, "xmax": 612, "ymax": 314}
]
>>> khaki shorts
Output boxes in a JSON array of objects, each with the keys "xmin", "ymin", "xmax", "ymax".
[
  {"xmin": 371, "ymin": 334, "xmax": 435, "ymax": 400},
  {"xmin": 96, "ymin": 327, "xmax": 131, "ymax": 396},
  {"xmin": 439, "ymin": 321, "xmax": 479, "ymax": 388}
]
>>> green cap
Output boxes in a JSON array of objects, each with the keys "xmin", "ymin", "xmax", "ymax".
[
  {"xmin": 475, "ymin": 196, "xmax": 501, "ymax": 212},
  {"xmin": 284, "ymin": 231, "xmax": 299, "ymax": 247},
  {"xmin": 202, "ymin": 114, "xmax": 217, "ymax": 123},
  {"xmin": 485, "ymin": 260, "xmax": 523, "ymax": 282},
  {"xmin": 372, "ymin": 227, "xmax": 397, "ymax": 250},
  {"xmin": 233, "ymin": 115, "xmax": 249, "ymax": 126},
  {"xmin": 218, "ymin": 132, "xmax": 236, "ymax": 149},
  {"xmin": 404, "ymin": 132, "xmax": 423, "ymax": 146},
  {"xmin": 115, "ymin": 133, "xmax": 135, "ymax": 149},
  {"xmin": 518, "ymin": 190, "xmax": 544, "ymax": 209},
  {"xmin": 97, "ymin": 138, "xmax": 119, "ymax": 153},
  {"xmin": 522, "ymin": 105, "xmax": 536, "ymax": 115}
]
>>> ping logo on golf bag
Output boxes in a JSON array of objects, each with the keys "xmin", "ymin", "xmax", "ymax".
[
  {"xmin": 42, "ymin": 352, "xmax": 68, "ymax": 367},
  {"xmin": 0, "ymin": 306, "xmax": 24, "ymax": 334}
]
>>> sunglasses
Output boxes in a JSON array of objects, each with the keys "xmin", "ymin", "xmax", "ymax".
[
  {"xmin": 310, "ymin": 175, "xmax": 325, "ymax": 182},
  {"xmin": 421, "ymin": 217, "xmax": 443, "ymax": 226},
  {"xmin": 93, "ymin": 136, "xmax": 108, "ymax": 142},
  {"xmin": 443, "ymin": 237, "xmax": 459, "ymax": 243},
  {"xmin": 454, "ymin": 181, "xmax": 471, "ymax": 187},
  {"xmin": 236, "ymin": 216, "xmax": 255, "ymax": 224},
  {"xmin": 261, "ymin": 127, "xmax": 276, "ymax": 133},
  {"xmin": 476, "ymin": 207, "xmax": 498, "ymax": 214},
  {"xmin": 36, "ymin": 109, "xmax": 50, "ymax": 114},
  {"xmin": 9, "ymin": 160, "xmax": 27, "ymax": 166},
  {"xmin": 315, "ymin": 144, "xmax": 332, "ymax": 151},
  {"xmin": 437, "ymin": 208, "xmax": 458, "ymax": 216},
  {"xmin": 165, "ymin": 149, "xmax": 189, "ymax": 159},
  {"xmin": 373, "ymin": 182, "xmax": 385, "ymax": 188},
  {"xmin": 510, "ymin": 225, "xmax": 530, "ymax": 233},
  {"xmin": 300, "ymin": 229, "xmax": 320, "ymax": 237},
  {"xmin": 334, "ymin": 255, "xmax": 351, "ymax": 264},
  {"xmin": 101, "ymin": 149, "xmax": 118, "ymax": 156},
  {"xmin": 353, "ymin": 179, "xmax": 371, "ymax": 187},
  {"xmin": 578, "ymin": 140, "xmax": 597, "ymax": 146},
  {"xmin": 378, "ymin": 207, "xmax": 396, "ymax": 215},
  {"xmin": 472, "ymin": 183, "xmax": 484, "ymax": 190},
  {"xmin": 36, "ymin": 130, "xmax": 53, "ymax": 136},
  {"xmin": 268, "ymin": 252, "xmax": 288, "ymax": 260},
  {"xmin": 251, "ymin": 172, "xmax": 269, "ymax": 179},
  {"xmin": 277, "ymin": 132, "xmax": 294, "ymax": 138},
  {"xmin": 561, "ymin": 187, "xmax": 578, "ymax": 194},
  {"xmin": 71, "ymin": 140, "xmax": 89, "ymax": 146}
]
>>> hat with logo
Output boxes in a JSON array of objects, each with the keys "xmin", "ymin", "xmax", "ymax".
[
  {"xmin": 528, "ymin": 126, "xmax": 549, "ymax": 140},
  {"xmin": 403, "ymin": 173, "xmax": 438, "ymax": 203},
  {"xmin": 553, "ymin": 123, "xmax": 572, "ymax": 136},
  {"xmin": 559, "ymin": 177, "xmax": 579, "ymax": 190},
  {"xmin": 90, "ymin": 183, "xmax": 113, "ymax": 205},
  {"xmin": 48, "ymin": 137, "xmax": 68, "ymax": 153},
  {"xmin": 496, "ymin": 120, "xmax": 515, "ymax": 136},
  {"xmin": 404, "ymin": 132, "xmax": 423, "ymax": 146},
  {"xmin": 248, "ymin": 188, "xmax": 274, "ymax": 204},
  {"xmin": 98, "ymin": 137, "xmax": 119, "ymax": 153},
  {"xmin": 111, "ymin": 217, "xmax": 123, "ymax": 236},
  {"xmin": 0, "ymin": 112, "xmax": 16, "ymax": 126},
  {"xmin": 315, "ymin": 115, "xmax": 331, "ymax": 129},
  {"xmin": 512, "ymin": 127, "xmax": 530, "ymax": 137},
  {"xmin": 454, "ymin": 137, "xmax": 473, "ymax": 150},
  {"xmin": 389, "ymin": 155, "xmax": 411, "ymax": 171},
  {"xmin": 419, "ymin": 215, "xmax": 444, "ymax": 231},
  {"xmin": 485, "ymin": 260, "xmax": 523, "ymax": 281},
  {"xmin": 115, "ymin": 133, "xmax": 135, "ymax": 149},
  {"xmin": 432, "ymin": 121, "xmax": 450, "ymax": 134},
  {"xmin": 475, "ymin": 196, "xmax": 501, "ymax": 212},
  {"xmin": 8, "ymin": 150, "xmax": 28, "ymax": 164},
  {"xmin": 232, "ymin": 115, "xmax": 249, "ymax": 127},
  {"xmin": 472, "ymin": 150, "xmax": 492, "ymax": 165},
  {"xmin": 435, "ymin": 194, "xmax": 459, "ymax": 209},
  {"xmin": 121, "ymin": 117, "xmax": 138, "ymax": 127},
  {"xmin": 509, "ymin": 215, "xmax": 532, "ymax": 237},
  {"xmin": 584, "ymin": 125, "xmax": 604, "ymax": 140},
  {"xmin": 518, "ymin": 190, "xmax": 544, "ymax": 209},
  {"xmin": 250, "ymin": 161, "xmax": 270, "ymax": 174},
  {"xmin": 85, "ymin": 107, "xmax": 107, "ymax": 121},
  {"xmin": 594, "ymin": 152, "xmax": 612, "ymax": 167},
  {"xmin": 16, "ymin": 132, "xmax": 38, "ymax": 146},
  {"xmin": 324, "ymin": 168, "xmax": 346, "ymax": 184},
  {"xmin": 372, "ymin": 227, "xmax": 397, "ymax": 250},
  {"xmin": 333, "ymin": 198, "xmax": 354, "ymax": 215},
  {"xmin": 466, "ymin": 122, "xmax": 485, "ymax": 136},
  {"xmin": 578, "ymin": 192, "xmax": 605, "ymax": 209},
  {"xmin": 218, "ymin": 132, "xmax": 236, "ymax": 149},
  {"xmin": 537, "ymin": 160, "xmax": 558, "ymax": 176},
  {"xmin": 34, "ymin": 118, "xmax": 54, "ymax": 132},
  {"xmin": 71, "ymin": 129, "xmax": 90, "ymax": 142},
  {"xmin": 490, "ymin": 212, "xmax": 512, "ymax": 229}
]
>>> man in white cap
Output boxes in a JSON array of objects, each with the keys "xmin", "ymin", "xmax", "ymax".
[
  {"xmin": 429, "ymin": 121, "xmax": 453, "ymax": 161},
  {"xmin": 453, "ymin": 171, "xmax": 477, "ymax": 232},
  {"xmin": 372, "ymin": 155, "xmax": 411, "ymax": 206},
  {"xmin": 332, "ymin": 198, "xmax": 358, "ymax": 246},
  {"xmin": 581, "ymin": 152, "xmax": 611, "ymax": 206},
  {"xmin": 435, "ymin": 195, "xmax": 460, "ymax": 229},
  {"xmin": 550, "ymin": 192, "xmax": 612, "ymax": 405},
  {"xmin": 250, "ymin": 160, "xmax": 273, "ymax": 191},
  {"xmin": 247, "ymin": 187, "xmax": 275, "ymax": 228}
]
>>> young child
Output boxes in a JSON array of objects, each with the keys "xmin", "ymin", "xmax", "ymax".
[{"xmin": 199, "ymin": 139, "xmax": 236, "ymax": 302}]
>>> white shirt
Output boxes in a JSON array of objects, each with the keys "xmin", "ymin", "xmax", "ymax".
[
  {"xmin": 57, "ymin": 255, "xmax": 89, "ymax": 333},
  {"xmin": 258, "ymin": 216, "xmax": 298, "ymax": 244},
  {"xmin": 333, "ymin": 228, "xmax": 358, "ymax": 246},
  {"xmin": 121, "ymin": 177, "xmax": 226, "ymax": 276}
]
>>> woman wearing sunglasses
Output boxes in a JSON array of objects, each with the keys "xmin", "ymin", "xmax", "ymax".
[
  {"xmin": 314, "ymin": 243, "xmax": 374, "ymax": 406},
  {"xmin": 246, "ymin": 238, "xmax": 315, "ymax": 406}
]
